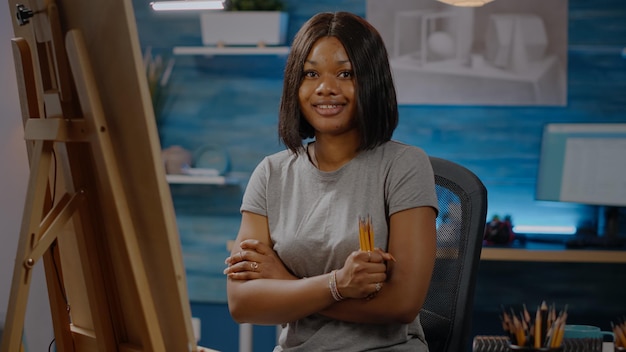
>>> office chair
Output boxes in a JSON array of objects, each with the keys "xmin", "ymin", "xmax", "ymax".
[{"xmin": 421, "ymin": 156, "xmax": 488, "ymax": 352}]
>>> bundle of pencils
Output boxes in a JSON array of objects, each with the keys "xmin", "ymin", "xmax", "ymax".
[
  {"xmin": 358, "ymin": 215, "xmax": 374, "ymax": 251},
  {"xmin": 500, "ymin": 301, "xmax": 567, "ymax": 349},
  {"xmin": 612, "ymin": 318, "xmax": 626, "ymax": 349}
]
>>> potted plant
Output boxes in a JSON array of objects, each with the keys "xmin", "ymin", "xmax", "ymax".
[
  {"xmin": 144, "ymin": 47, "xmax": 174, "ymax": 134},
  {"xmin": 200, "ymin": 0, "xmax": 288, "ymax": 46}
]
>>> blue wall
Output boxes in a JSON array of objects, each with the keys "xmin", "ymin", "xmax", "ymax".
[
  {"xmin": 136, "ymin": 0, "xmax": 626, "ymax": 231},
  {"xmin": 132, "ymin": 0, "xmax": 626, "ymax": 350}
]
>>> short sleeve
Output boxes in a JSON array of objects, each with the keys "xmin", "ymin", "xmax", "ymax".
[
  {"xmin": 386, "ymin": 147, "xmax": 438, "ymax": 216},
  {"xmin": 240, "ymin": 157, "xmax": 269, "ymax": 216}
]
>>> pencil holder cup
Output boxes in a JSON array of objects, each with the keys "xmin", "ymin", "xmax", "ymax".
[
  {"xmin": 508, "ymin": 345, "xmax": 563, "ymax": 351},
  {"xmin": 472, "ymin": 335, "xmax": 510, "ymax": 352},
  {"xmin": 562, "ymin": 324, "xmax": 614, "ymax": 352}
]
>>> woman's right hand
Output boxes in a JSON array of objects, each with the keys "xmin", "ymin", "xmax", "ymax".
[
  {"xmin": 224, "ymin": 239, "xmax": 297, "ymax": 281},
  {"xmin": 335, "ymin": 248, "xmax": 394, "ymax": 299}
]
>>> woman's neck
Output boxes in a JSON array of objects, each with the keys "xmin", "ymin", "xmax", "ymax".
[{"xmin": 309, "ymin": 135, "xmax": 359, "ymax": 171}]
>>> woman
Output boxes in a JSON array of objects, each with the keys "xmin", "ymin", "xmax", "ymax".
[{"xmin": 224, "ymin": 11, "xmax": 438, "ymax": 351}]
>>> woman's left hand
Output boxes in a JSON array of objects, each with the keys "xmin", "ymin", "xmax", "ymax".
[{"xmin": 224, "ymin": 239, "xmax": 296, "ymax": 281}]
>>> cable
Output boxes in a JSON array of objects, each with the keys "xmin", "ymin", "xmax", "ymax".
[{"xmin": 51, "ymin": 147, "xmax": 57, "ymax": 205}]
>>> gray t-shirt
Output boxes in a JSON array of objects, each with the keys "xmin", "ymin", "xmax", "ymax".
[{"xmin": 241, "ymin": 140, "xmax": 438, "ymax": 351}]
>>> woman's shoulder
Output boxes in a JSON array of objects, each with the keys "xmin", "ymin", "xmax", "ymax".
[
  {"xmin": 264, "ymin": 148, "xmax": 305, "ymax": 164},
  {"xmin": 378, "ymin": 140, "xmax": 429, "ymax": 161},
  {"xmin": 265, "ymin": 148, "xmax": 294, "ymax": 162},
  {"xmin": 257, "ymin": 148, "xmax": 304, "ymax": 172}
]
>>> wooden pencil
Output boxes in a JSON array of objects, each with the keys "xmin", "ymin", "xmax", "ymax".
[
  {"xmin": 613, "ymin": 321, "xmax": 626, "ymax": 347},
  {"xmin": 534, "ymin": 305, "xmax": 541, "ymax": 348},
  {"xmin": 358, "ymin": 216, "xmax": 371, "ymax": 251},
  {"xmin": 358, "ymin": 215, "xmax": 374, "ymax": 251},
  {"xmin": 540, "ymin": 301, "xmax": 549, "ymax": 346}
]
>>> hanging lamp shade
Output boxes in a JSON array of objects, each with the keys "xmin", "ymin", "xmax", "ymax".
[{"xmin": 437, "ymin": 0, "xmax": 493, "ymax": 6}]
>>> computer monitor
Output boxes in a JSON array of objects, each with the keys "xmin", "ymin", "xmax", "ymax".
[{"xmin": 535, "ymin": 123, "xmax": 626, "ymax": 244}]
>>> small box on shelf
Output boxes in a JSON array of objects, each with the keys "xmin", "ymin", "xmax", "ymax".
[{"xmin": 200, "ymin": 11, "xmax": 288, "ymax": 47}]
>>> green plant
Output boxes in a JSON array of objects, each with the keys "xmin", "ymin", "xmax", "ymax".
[
  {"xmin": 144, "ymin": 47, "xmax": 174, "ymax": 128},
  {"xmin": 224, "ymin": 0, "xmax": 285, "ymax": 11}
]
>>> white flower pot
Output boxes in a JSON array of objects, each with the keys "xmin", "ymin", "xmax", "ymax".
[{"xmin": 200, "ymin": 11, "xmax": 288, "ymax": 46}]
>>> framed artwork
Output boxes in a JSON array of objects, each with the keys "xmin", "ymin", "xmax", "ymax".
[{"xmin": 367, "ymin": 0, "xmax": 568, "ymax": 106}]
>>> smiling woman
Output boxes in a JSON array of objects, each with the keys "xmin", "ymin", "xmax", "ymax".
[{"xmin": 224, "ymin": 11, "xmax": 438, "ymax": 352}]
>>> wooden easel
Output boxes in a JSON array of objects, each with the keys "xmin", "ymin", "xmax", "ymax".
[{"xmin": 2, "ymin": 0, "xmax": 197, "ymax": 351}]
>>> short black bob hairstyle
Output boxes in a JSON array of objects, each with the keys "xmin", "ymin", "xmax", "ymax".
[{"xmin": 278, "ymin": 11, "xmax": 399, "ymax": 154}]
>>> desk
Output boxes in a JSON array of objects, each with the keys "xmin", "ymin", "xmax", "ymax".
[
  {"xmin": 473, "ymin": 244, "xmax": 626, "ymax": 350},
  {"xmin": 480, "ymin": 240, "xmax": 626, "ymax": 263},
  {"xmin": 481, "ymin": 247, "xmax": 626, "ymax": 263}
]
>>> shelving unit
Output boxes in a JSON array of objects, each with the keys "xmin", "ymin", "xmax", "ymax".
[
  {"xmin": 173, "ymin": 46, "xmax": 289, "ymax": 56},
  {"xmin": 165, "ymin": 171, "xmax": 249, "ymax": 186},
  {"xmin": 166, "ymin": 174, "xmax": 229, "ymax": 185}
]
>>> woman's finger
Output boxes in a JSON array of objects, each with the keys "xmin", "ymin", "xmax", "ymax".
[
  {"xmin": 225, "ymin": 249, "xmax": 257, "ymax": 266},
  {"xmin": 224, "ymin": 260, "xmax": 260, "ymax": 274},
  {"xmin": 240, "ymin": 239, "xmax": 271, "ymax": 255},
  {"xmin": 372, "ymin": 248, "xmax": 396, "ymax": 262}
]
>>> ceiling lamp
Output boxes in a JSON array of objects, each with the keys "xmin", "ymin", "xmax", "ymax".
[
  {"xmin": 437, "ymin": 0, "xmax": 493, "ymax": 6},
  {"xmin": 150, "ymin": 0, "xmax": 224, "ymax": 11}
]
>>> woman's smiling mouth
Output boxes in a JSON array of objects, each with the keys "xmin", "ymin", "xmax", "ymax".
[{"xmin": 314, "ymin": 103, "xmax": 345, "ymax": 116}]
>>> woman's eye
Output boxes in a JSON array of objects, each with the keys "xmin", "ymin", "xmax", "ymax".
[
  {"xmin": 338, "ymin": 71, "xmax": 352, "ymax": 78},
  {"xmin": 303, "ymin": 70, "xmax": 318, "ymax": 78}
]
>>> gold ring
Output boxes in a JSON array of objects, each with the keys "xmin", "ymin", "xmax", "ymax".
[{"xmin": 251, "ymin": 262, "xmax": 259, "ymax": 271}]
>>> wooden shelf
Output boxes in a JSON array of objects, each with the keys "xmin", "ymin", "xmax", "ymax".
[
  {"xmin": 166, "ymin": 174, "xmax": 232, "ymax": 185},
  {"xmin": 166, "ymin": 171, "xmax": 248, "ymax": 186},
  {"xmin": 173, "ymin": 46, "xmax": 289, "ymax": 56}
]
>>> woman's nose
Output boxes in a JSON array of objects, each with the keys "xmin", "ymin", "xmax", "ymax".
[{"xmin": 315, "ymin": 75, "xmax": 339, "ymax": 95}]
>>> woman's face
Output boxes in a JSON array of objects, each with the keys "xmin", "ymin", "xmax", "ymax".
[{"xmin": 298, "ymin": 36, "xmax": 357, "ymax": 138}]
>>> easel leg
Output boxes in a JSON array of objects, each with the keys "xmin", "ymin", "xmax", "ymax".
[
  {"xmin": 1, "ymin": 139, "xmax": 54, "ymax": 352},
  {"xmin": 2, "ymin": 36, "xmax": 74, "ymax": 352},
  {"xmin": 43, "ymin": 240, "xmax": 74, "ymax": 351}
]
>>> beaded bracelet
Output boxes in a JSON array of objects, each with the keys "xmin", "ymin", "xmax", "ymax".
[{"xmin": 329, "ymin": 270, "xmax": 344, "ymax": 301}]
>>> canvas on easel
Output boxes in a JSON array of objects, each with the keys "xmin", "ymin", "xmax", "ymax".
[{"xmin": 2, "ymin": 0, "xmax": 198, "ymax": 350}]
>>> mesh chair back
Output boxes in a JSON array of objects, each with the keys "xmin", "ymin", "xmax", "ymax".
[{"xmin": 421, "ymin": 157, "xmax": 488, "ymax": 352}]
